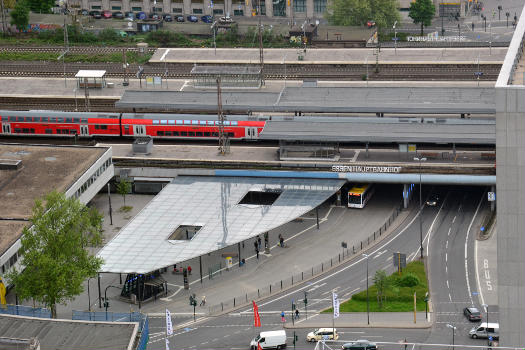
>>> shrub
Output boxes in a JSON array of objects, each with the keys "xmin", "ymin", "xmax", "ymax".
[
  {"xmin": 397, "ymin": 272, "xmax": 420, "ymax": 287},
  {"xmin": 98, "ymin": 28, "xmax": 121, "ymax": 43}
]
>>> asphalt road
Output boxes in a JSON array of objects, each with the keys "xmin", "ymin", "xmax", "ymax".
[{"xmin": 144, "ymin": 186, "xmax": 491, "ymax": 350}]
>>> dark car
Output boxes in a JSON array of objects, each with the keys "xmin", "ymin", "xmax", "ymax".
[
  {"xmin": 80, "ymin": 9, "xmax": 89, "ymax": 16},
  {"xmin": 200, "ymin": 15, "xmax": 213, "ymax": 23},
  {"xmin": 342, "ymin": 340, "xmax": 377, "ymax": 350},
  {"xmin": 136, "ymin": 11, "xmax": 147, "ymax": 20},
  {"xmin": 112, "ymin": 11, "xmax": 124, "ymax": 19},
  {"xmin": 148, "ymin": 12, "xmax": 161, "ymax": 20},
  {"xmin": 163, "ymin": 14, "xmax": 173, "ymax": 21},
  {"xmin": 187, "ymin": 15, "xmax": 198, "ymax": 22},
  {"xmin": 89, "ymin": 10, "xmax": 102, "ymax": 19},
  {"xmin": 176, "ymin": 15, "xmax": 185, "ymax": 22},
  {"xmin": 464, "ymin": 307, "xmax": 482, "ymax": 322},
  {"xmin": 426, "ymin": 194, "xmax": 439, "ymax": 206},
  {"xmin": 125, "ymin": 11, "xmax": 134, "ymax": 18},
  {"xmin": 102, "ymin": 10, "xmax": 112, "ymax": 18}
]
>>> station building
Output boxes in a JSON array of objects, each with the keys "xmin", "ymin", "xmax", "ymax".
[{"xmin": 78, "ymin": 0, "xmax": 464, "ymax": 20}]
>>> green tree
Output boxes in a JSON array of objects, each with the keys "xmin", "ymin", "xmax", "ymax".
[
  {"xmin": 26, "ymin": 0, "xmax": 55, "ymax": 13},
  {"xmin": 408, "ymin": 0, "xmax": 435, "ymax": 35},
  {"xmin": 326, "ymin": 0, "xmax": 400, "ymax": 30},
  {"xmin": 373, "ymin": 269, "xmax": 388, "ymax": 308},
  {"xmin": 116, "ymin": 178, "xmax": 132, "ymax": 206},
  {"xmin": 9, "ymin": 0, "xmax": 30, "ymax": 32},
  {"xmin": 7, "ymin": 191, "xmax": 103, "ymax": 318}
]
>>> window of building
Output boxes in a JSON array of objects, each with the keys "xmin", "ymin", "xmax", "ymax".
[
  {"xmin": 233, "ymin": 9, "xmax": 243, "ymax": 15},
  {"xmin": 273, "ymin": 0, "xmax": 285, "ymax": 16},
  {"xmin": 314, "ymin": 0, "xmax": 326, "ymax": 13},
  {"xmin": 252, "ymin": 0, "xmax": 265, "ymax": 15},
  {"xmin": 213, "ymin": 8, "xmax": 223, "ymax": 14},
  {"xmin": 192, "ymin": 8, "xmax": 203, "ymax": 13},
  {"xmin": 91, "ymin": 5, "xmax": 102, "ymax": 9},
  {"xmin": 112, "ymin": 6, "xmax": 122, "ymax": 10},
  {"xmin": 173, "ymin": 7, "xmax": 182, "ymax": 12},
  {"xmin": 294, "ymin": 0, "xmax": 305, "ymax": 12},
  {"xmin": 155, "ymin": 7, "xmax": 163, "ymax": 11},
  {"xmin": 132, "ymin": 6, "xmax": 142, "ymax": 11}
]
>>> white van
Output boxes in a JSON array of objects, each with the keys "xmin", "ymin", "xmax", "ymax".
[
  {"xmin": 250, "ymin": 330, "xmax": 287, "ymax": 350},
  {"xmin": 469, "ymin": 322, "xmax": 499, "ymax": 339}
]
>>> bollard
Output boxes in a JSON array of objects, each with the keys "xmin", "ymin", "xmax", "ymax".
[
  {"xmin": 270, "ymin": 285, "xmax": 272, "ymax": 293},
  {"xmin": 292, "ymin": 275, "xmax": 294, "ymax": 284},
  {"xmin": 302, "ymin": 272, "xmax": 304, "ymax": 280},
  {"xmin": 361, "ymin": 242, "xmax": 363, "ymax": 250},
  {"xmin": 322, "ymin": 263, "xmax": 324, "ymax": 272},
  {"xmin": 312, "ymin": 267, "xmax": 314, "ymax": 275},
  {"xmin": 221, "ymin": 302, "xmax": 223, "ymax": 311},
  {"xmin": 331, "ymin": 258, "xmax": 333, "ymax": 267},
  {"xmin": 234, "ymin": 297, "xmax": 236, "ymax": 307},
  {"xmin": 374, "ymin": 232, "xmax": 376, "ymax": 240},
  {"xmin": 353, "ymin": 246, "xmax": 355, "ymax": 254},
  {"xmin": 339, "ymin": 253, "xmax": 341, "ymax": 262},
  {"xmin": 246, "ymin": 294, "xmax": 248, "ymax": 302},
  {"xmin": 258, "ymin": 289, "xmax": 260, "ymax": 298},
  {"xmin": 281, "ymin": 280, "xmax": 283, "ymax": 289}
]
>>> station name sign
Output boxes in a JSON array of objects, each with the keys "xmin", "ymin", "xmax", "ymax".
[{"xmin": 332, "ymin": 165, "xmax": 402, "ymax": 173}]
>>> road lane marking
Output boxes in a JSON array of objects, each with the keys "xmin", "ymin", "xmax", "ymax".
[
  {"xmin": 350, "ymin": 150, "xmax": 360, "ymax": 162},
  {"xmin": 448, "ymin": 227, "xmax": 451, "ymax": 236},
  {"xmin": 446, "ymin": 280, "xmax": 450, "ymax": 289},
  {"xmin": 464, "ymin": 191, "xmax": 485, "ymax": 306},
  {"xmin": 445, "ymin": 253, "xmax": 448, "ymax": 262},
  {"xmin": 449, "ymin": 293, "xmax": 452, "ymax": 302},
  {"xmin": 446, "ymin": 240, "xmax": 449, "ymax": 249},
  {"xmin": 453, "ymin": 216, "xmax": 456, "ymax": 223}
]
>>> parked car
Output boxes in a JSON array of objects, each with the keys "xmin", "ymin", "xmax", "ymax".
[
  {"xmin": 306, "ymin": 328, "xmax": 339, "ymax": 342},
  {"xmin": 80, "ymin": 9, "xmax": 89, "ymax": 16},
  {"xmin": 112, "ymin": 11, "xmax": 124, "ymax": 19},
  {"xmin": 367, "ymin": 20, "xmax": 376, "ymax": 28},
  {"xmin": 463, "ymin": 307, "xmax": 482, "ymax": 322},
  {"xmin": 426, "ymin": 194, "xmax": 439, "ymax": 206},
  {"xmin": 148, "ymin": 12, "xmax": 161, "ymax": 20},
  {"xmin": 136, "ymin": 11, "xmax": 147, "ymax": 20},
  {"xmin": 163, "ymin": 14, "xmax": 173, "ymax": 21},
  {"xmin": 89, "ymin": 10, "xmax": 102, "ymax": 19},
  {"xmin": 342, "ymin": 340, "xmax": 378, "ymax": 350},
  {"xmin": 102, "ymin": 10, "xmax": 112, "ymax": 18},
  {"xmin": 176, "ymin": 15, "xmax": 185, "ymax": 22},
  {"xmin": 219, "ymin": 16, "xmax": 234, "ymax": 24},
  {"xmin": 125, "ymin": 11, "xmax": 134, "ymax": 18},
  {"xmin": 201, "ymin": 15, "xmax": 213, "ymax": 23},
  {"xmin": 186, "ymin": 15, "xmax": 198, "ymax": 22},
  {"xmin": 469, "ymin": 322, "xmax": 499, "ymax": 339}
]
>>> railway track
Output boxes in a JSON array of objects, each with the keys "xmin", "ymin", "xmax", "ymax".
[
  {"xmin": 0, "ymin": 45, "xmax": 156, "ymax": 54},
  {"xmin": 0, "ymin": 61, "xmax": 501, "ymax": 80},
  {"xmin": 0, "ymin": 96, "xmax": 119, "ymax": 112}
]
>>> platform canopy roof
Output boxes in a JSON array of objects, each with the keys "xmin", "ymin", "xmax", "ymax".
[
  {"xmin": 115, "ymin": 87, "xmax": 496, "ymax": 114},
  {"xmin": 75, "ymin": 70, "xmax": 106, "ymax": 78},
  {"xmin": 98, "ymin": 176, "xmax": 344, "ymax": 274}
]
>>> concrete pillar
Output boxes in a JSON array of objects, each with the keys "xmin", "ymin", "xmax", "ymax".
[
  {"xmin": 122, "ymin": 1, "xmax": 130, "ymax": 12},
  {"xmin": 203, "ymin": 0, "xmax": 212, "ymax": 14},
  {"xmin": 183, "ymin": 0, "xmax": 191, "ymax": 15},
  {"xmin": 142, "ymin": 0, "xmax": 150, "ymax": 12},
  {"xmin": 265, "ymin": 0, "xmax": 273, "ymax": 17},
  {"xmin": 102, "ymin": 0, "xmax": 110, "ymax": 10},
  {"xmin": 306, "ymin": 0, "xmax": 313, "ymax": 19},
  {"xmin": 82, "ymin": 0, "xmax": 89, "ymax": 10},
  {"xmin": 244, "ymin": 0, "xmax": 251, "ymax": 16},
  {"xmin": 403, "ymin": 184, "xmax": 410, "ymax": 209}
]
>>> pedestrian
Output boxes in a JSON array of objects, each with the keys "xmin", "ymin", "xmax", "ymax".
[
  {"xmin": 200, "ymin": 295, "xmax": 206, "ymax": 306},
  {"xmin": 295, "ymin": 309, "xmax": 300, "ymax": 319},
  {"xmin": 279, "ymin": 234, "xmax": 284, "ymax": 247},
  {"xmin": 256, "ymin": 247, "xmax": 259, "ymax": 260},
  {"xmin": 280, "ymin": 310, "xmax": 285, "ymax": 322},
  {"xmin": 257, "ymin": 236, "xmax": 262, "ymax": 250},
  {"xmin": 187, "ymin": 266, "xmax": 192, "ymax": 275}
]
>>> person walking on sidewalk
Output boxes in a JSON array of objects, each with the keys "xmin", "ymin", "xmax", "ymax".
[
  {"xmin": 279, "ymin": 234, "xmax": 284, "ymax": 247},
  {"xmin": 295, "ymin": 309, "xmax": 300, "ymax": 319},
  {"xmin": 254, "ymin": 240, "xmax": 259, "ymax": 259},
  {"xmin": 257, "ymin": 236, "xmax": 262, "ymax": 251},
  {"xmin": 200, "ymin": 295, "xmax": 206, "ymax": 306}
]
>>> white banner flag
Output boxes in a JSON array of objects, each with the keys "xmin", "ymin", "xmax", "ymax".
[
  {"xmin": 166, "ymin": 309, "xmax": 173, "ymax": 335},
  {"xmin": 332, "ymin": 292, "xmax": 340, "ymax": 319},
  {"xmin": 165, "ymin": 338, "xmax": 170, "ymax": 350}
]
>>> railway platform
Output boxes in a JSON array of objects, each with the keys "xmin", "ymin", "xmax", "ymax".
[{"xmin": 150, "ymin": 47, "xmax": 507, "ymax": 65}]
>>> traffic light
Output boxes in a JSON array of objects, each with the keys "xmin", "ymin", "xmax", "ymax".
[{"xmin": 189, "ymin": 294, "xmax": 197, "ymax": 306}]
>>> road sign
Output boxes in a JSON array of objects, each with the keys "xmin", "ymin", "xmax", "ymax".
[
  {"xmin": 488, "ymin": 192, "xmax": 496, "ymax": 201},
  {"xmin": 393, "ymin": 252, "xmax": 407, "ymax": 268},
  {"xmin": 392, "ymin": 37, "xmax": 399, "ymax": 41}
]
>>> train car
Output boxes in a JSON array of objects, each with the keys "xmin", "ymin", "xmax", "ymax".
[
  {"xmin": 0, "ymin": 110, "xmax": 266, "ymax": 140},
  {"xmin": 0, "ymin": 110, "xmax": 120, "ymax": 137}
]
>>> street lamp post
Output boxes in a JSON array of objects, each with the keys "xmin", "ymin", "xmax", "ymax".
[
  {"xmin": 87, "ymin": 277, "xmax": 94, "ymax": 311},
  {"xmin": 414, "ymin": 157, "xmax": 427, "ymax": 260},
  {"xmin": 104, "ymin": 285, "xmax": 121, "ymax": 320},
  {"xmin": 506, "ymin": 12, "xmax": 510, "ymax": 27},
  {"xmin": 446, "ymin": 324, "xmax": 456, "ymax": 349},
  {"xmin": 497, "ymin": 5, "xmax": 502, "ymax": 21},
  {"xmin": 393, "ymin": 21, "xmax": 397, "ymax": 55},
  {"xmin": 362, "ymin": 253, "xmax": 370, "ymax": 325},
  {"xmin": 482, "ymin": 304, "xmax": 489, "ymax": 346}
]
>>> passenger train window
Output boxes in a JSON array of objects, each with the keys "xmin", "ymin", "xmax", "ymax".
[
  {"xmin": 176, "ymin": 120, "xmax": 182, "ymax": 125},
  {"xmin": 100, "ymin": 125, "xmax": 107, "ymax": 130},
  {"xmin": 168, "ymin": 120, "xmax": 175, "ymax": 125},
  {"xmin": 0, "ymin": 116, "xmax": 6, "ymax": 121},
  {"xmin": 180, "ymin": 131, "xmax": 187, "ymax": 136},
  {"xmin": 173, "ymin": 131, "xmax": 179, "ymax": 136},
  {"xmin": 228, "ymin": 132, "xmax": 234, "ymax": 137},
  {"xmin": 188, "ymin": 132, "xmax": 195, "ymax": 136},
  {"xmin": 165, "ymin": 131, "xmax": 172, "ymax": 136},
  {"xmin": 199, "ymin": 121, "xmax": 206, "ymax": 125},
  {"xmin": 196, "ymin": 132, "xmax": 203, "ymax": 136},
  {"xmin": 65, "ymin": 118, "xmax": 72, "ymax": 123},
  {"xmin": 153, "ymin": 120, "xmax": 159, "ymax": 125},
  {"xmin": 22, "ymin": 128, "xmax": 29, "ymax": 133},
  {"xmin": 207, "ymin": 121, "xmax": 214, "ymax": 125},
  {"xmin": 31, "ymin": 128, "xmax": 35, "ymax": 133},
  {"xmin": 81, "ymin": 118, "xmax": 88, "ymax": 123},
  {"xmin": 231, "ymin": 121, "xmax": 238, "ymax": 126},
  {"xmin": 95, "ymin": 125, "xmax": 99, "ymax": 130},
  {"xmin": 70, "ymin": 130, "xmax": 77, "ymax": 134},
  {"xmin": 204, "ymin": 132, "xmax": 211, "ymax": 137},
  {"xmin": 42, "ymin": 117, "xmax": 49, "ymax": 122},
  {"xmin": 45, "ymin": 129, "xmax": 52, "ymax": 134},
  {"xmin": 157, "ymin": 131, "xmax": 164, "ymax": 136},
  {"xmin": 57, "ymin": 118, "xmax": 63, "ymax": 122},
  {"xmin": 51, "ymin": 117, "xmax": 57, "ymax": 122},
  {"xmin": 17, "ymin": 117, "xmax": 23, "ymax": 122},
  {"xmin": 73, "ymin": 118, "xmax": 80, "ymax": 123},
  {"xmin": 183, "ymin": 120, "xmax": 191, "ymax": 125},
  {"xmin": 8, "ymin": 117, "xmax": 14, "ymax": 122},
  {"xmin": 14, "ymin": 128, "xmax": 21, "ymax": 133},
  {"xmin": 161, "ymin": 120, "xmax": 167, "ymax": 125}
]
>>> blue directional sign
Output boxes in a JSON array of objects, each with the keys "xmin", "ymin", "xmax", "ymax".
[{"xmin": 392, "ymin": 38, "xmax": 399, "ymax": 41}]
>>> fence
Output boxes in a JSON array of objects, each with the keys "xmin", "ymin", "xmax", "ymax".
[
  {"xmin": 0, "ymin": 304, "xmax": 51, "ymax": 318},
  {"xmin": 207, "ymin": 203, "xmax": 403, "ymax": 315}
]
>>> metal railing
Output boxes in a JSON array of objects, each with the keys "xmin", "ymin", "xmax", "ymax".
[
  {"xmin": 0, "ymin": 304, "xmax": 51, "ymax": 318},
  {"xmin": 206, "ymin": 203, "xmax": 403, "ymax": 315}
]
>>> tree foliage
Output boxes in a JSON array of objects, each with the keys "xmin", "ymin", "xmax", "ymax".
[
  {"xmin": 26, "ymin": 0, "xmax": 55, "ymax": 13},
  {"xmin": 373, "ymin": 269, "xmax": 388, "ymax": 307},
  {"xmin": 116, "ymin": 178, "xmax": 132, "ymax": 206},
  {"xmin": 326, "ymin": 0, "xmax": 400, "ymax": 30},
  {"xmin": 9, "ymin": 0, "xmax": 30, "ymax": 32},
  {"xmin": 408, "ymin": 0, "xmax": 436, "ymax": 35},
  {"xmin": 7, "ymin": 191, "xmax": 103, "ymax": 318}
]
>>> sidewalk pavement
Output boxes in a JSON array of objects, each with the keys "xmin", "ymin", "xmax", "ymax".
[
  {"xmin": 284, "ymin": 312, "xmax": 431, "ymax": 329},
  {"xmin": 475, "ymin": 218, "xmax": 498, "ymax": 308}
]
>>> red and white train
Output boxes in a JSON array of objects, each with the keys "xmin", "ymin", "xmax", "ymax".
[{"xmin": 0, "ymin": 110, "xmax": 267, "ymax": 140}]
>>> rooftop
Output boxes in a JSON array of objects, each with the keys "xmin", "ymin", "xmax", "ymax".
[
  {"xmin": 0, "ymin": 314, "xmax": 137, "ymax": 350},
  {"xmin": 97, "ymin": 176, "xmax": 344, "ymax": 274},
  {"xmin": 0, "ymin": 144, "xmax": 106, "ymax": 255},
  {"xmin": 74, "ymin": 70, "xmax": 106, "ymax": 78}
]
